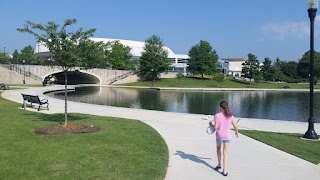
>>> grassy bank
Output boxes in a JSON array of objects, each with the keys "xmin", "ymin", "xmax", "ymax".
[
  {"xmin": 240, "ymin": 130, "xmax": 320, "ymax": 164},
  {"xmin": 0, "ymin": 94, "xmax": 168, "ymax": 179},
  {"xmin": 8, "ymin": 84, "xmax": 44, "ymax": 87},
  {"xmin": 121, "ymin": 77, "xmax": 318, "ymax": 89}
]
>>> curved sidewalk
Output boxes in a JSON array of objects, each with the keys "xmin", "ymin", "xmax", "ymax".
[{"xmin": 2, "ymin": 86, "xmax": 320, "ymax": 180}]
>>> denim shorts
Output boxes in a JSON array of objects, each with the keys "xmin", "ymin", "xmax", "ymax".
[{"xmin": 217, "ymin": 139, "xmax": 232, "ymax": 143}]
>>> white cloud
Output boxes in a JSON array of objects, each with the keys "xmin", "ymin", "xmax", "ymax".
[{"xmin": 261, "ymin": 21, "xmax": 309, "ymax": 40}]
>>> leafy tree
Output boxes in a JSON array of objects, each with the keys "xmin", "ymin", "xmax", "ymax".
[
  {"xmin": 261, "ymin": 58, "xmax": 272, "ymax": 80},
  {"xmin": 270, "ymin": 65, "xmax": 285, "ymax": 80},
  {"xmin": 9, "ymin": 49, "xmax": 20, "ymax": 64},
  {"xmin": 253, "ymin": 72, "xmax": 263, "ymax": 85},
  {"xmin": 138, "ymin": 35, "xmax": 171, "ymax": 81},
  {"xmin": 298, "ymin": 51, "xmax": 320, "ymax": 79},
  {"xmin": 0, "ymin": 50, "xmax": 10, "ymax": 61},
  {"xmin": 242, "ymin": 53, "xmax": 260, "ymax": 82},
  {"xmin": 212, "ymin": 73, "xmax": 225, "ymax": 87},
  {"xmin": 77, "ymin": 40, "xmax": 104, "ymax": 69},
  {"xmin": 12, "ymin": 49, "xmax": 19, "ymax": 59},
  {"xmin": 18, "ymin": 19, "xmax": 96, "ymax": 126},
  {"xmin": 274, "ymin": 57, "xmax": 281, "ymax": 67},
  {"xmin": 281, "ymin": 61, "xmax": 298, "ymax": 78},
  {"xmin": 104, "ymin": 40, "xmax": 133, "ymax": 70},
  {"xmin": 188, "ymin": 40, "xmax": 219, "ymax": 79},
  {"xmin": 20, "ymin": 45, "xmax": 37, "ymax": 64}
]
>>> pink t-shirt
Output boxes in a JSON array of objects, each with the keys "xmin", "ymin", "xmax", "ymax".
[{"xmin": 214, "ymin": 112, "xmax": 234, "ymax": 140}]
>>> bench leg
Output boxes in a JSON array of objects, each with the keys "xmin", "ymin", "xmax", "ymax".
[{"xmin": 22, "ymin": 101, "xmax": 26, "ymax": 110}]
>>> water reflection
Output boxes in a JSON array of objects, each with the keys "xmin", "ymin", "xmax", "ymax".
[{"xmin": 47, "ymin": 87, "xmax": 320, "ymax": 122}]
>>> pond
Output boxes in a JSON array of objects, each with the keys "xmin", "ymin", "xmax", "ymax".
[{"xmin": 46, "ymin": 86, "xmax": 320, "ymax": 122}]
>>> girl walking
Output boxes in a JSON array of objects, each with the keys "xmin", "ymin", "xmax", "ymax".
[{"xmin": 209, "ymin": 101, "xmax": 239, "ymax": 176}]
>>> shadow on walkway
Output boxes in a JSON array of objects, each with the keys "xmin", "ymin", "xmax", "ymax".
[{"xmin": 174, "ymin": 150, "xmax": 219, "ymax": 172}]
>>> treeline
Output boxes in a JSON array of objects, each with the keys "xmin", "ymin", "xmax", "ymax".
[{"xmin": 242, "ymin": 52, "xmax": 319, "ymax": 83}]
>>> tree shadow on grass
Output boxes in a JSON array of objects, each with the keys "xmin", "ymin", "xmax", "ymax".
[
  {"xmin": 174, "ymin": 150, "xmax": 219, "ymax": 172},
  {"xmin": 31, "ymin": 113, "xmax": 86, "ymax": 123}
]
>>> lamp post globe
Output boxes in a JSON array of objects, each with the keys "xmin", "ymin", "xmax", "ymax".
[{"xmin": 303, "ymin": 0, "xmax": 319, "ymax": 140}]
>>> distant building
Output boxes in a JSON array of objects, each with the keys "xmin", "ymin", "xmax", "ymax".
[
  {"xmin": 34, "ymin": 38, "xmax": 248, "ymax": 77},
  {"xmin": 221, "ymin": 58, "xmax": 247, "ymax": 76},
  {"xmin": 35, "ymin": 37, "xmax": 189, "ymax": 75}
]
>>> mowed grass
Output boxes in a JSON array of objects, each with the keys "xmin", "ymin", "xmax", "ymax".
[
  {"xmin": 0, "ymin": 94, "xmax": 168, "ymax": 180},
  {"xmin": 240, "ymin": 130, "xmax": 320, "ymax": 164},
  {"xmin": 120, "ymin": 77, "xmax": 318, "ymax": 89},
  {"xmin": 8, "ymin": 84, "xmax": 44, "ymax": 87}
]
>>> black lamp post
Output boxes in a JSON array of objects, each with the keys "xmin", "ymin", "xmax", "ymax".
[
  {"xmin": 151, "ymin": 69, "xmax": 154, "ymax": 87},
  {"xmin": 23, "ymin": 60, "xmax": 26, "ymax": 84},
  {"xmin": 303, "ymin": 0, "xmax": 319, "ymax": 140},
  {"xmin": 3, "ymin": 45, "xmax": 5, "ymax": 61}
]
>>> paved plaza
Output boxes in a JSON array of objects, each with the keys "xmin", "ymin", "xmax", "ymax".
[{"xmin": 2, "ymin": 86, "xmax": 320, "ymax": 180}]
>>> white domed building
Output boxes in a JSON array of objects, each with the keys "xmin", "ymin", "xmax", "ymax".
[{"xmin": 35, "ymin": 37, "xmax": 190, "ymax": 75}]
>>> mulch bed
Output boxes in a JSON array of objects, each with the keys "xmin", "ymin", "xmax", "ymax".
[{"xmin": 34, "ymin": 124, "xmax": 102, "ymax": 135}]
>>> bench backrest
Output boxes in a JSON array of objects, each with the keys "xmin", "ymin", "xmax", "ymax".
[
  {"xmin": 22, "ymin": 94, "xmax": 32, "ymax": 102},
  {"xmin": 29, "ymin": 95, "xmax": 41, "ymax": 104}
]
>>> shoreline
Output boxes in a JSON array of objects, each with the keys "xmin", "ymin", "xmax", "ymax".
[{"xmin": 80, "ymin": 84, "xmax": 320, "ymax": 92}]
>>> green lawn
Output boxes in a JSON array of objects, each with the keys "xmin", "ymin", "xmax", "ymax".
[
  {"xmin": 240, "ymin": 130, "xmax": 320, "ymax": 164},
  {"xmin": 0, "ymin": 94, "xmax": 168, "ymax": 180},
  {"xmin": 120, "ymin": 77, "xmax": 317, "ymax": 89},
  {"xmin": 8, "ymin": 84, "xmax": 44, "ymax": 87}
]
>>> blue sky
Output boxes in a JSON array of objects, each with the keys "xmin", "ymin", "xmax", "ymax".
[{"xmin": 1, "ymin": 0, "xmax": 319, "ymax": 63}]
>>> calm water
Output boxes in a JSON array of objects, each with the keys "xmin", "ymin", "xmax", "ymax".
[{"xmin": 47, "ymin": 86, "xmax": 320, "ymax": 122}]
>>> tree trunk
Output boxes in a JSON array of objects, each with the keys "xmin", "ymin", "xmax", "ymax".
[{"xmin": 64, "ymin": 72, "xmax": 68, "ymax": 126}]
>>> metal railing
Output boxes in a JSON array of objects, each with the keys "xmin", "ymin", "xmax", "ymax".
[
  {"xmin": 0, "ymin": 63, "xmax": 43, "ymax": 82},
  {"xmin": 109, "ymin": 71, "xmax": 136, "ymax": 84}
]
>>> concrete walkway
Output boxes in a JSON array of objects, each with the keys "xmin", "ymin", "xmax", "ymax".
[{"xmin": 2, "ymin": 86, "xmax": 320, "ymax": 180}]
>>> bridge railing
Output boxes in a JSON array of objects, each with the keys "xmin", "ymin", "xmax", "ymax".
[
  {"xmin": 109, "ymin": 71, "xmax": 137, "ymax": 85},
  {"xmin": 0, "ymin": 63, "xmax": 43, "ymax": 82}
]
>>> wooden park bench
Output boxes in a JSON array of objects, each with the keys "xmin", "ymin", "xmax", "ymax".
[
  {"xmin": 0, "ymin": 83, "xmax": 9, "ymax": 90},
  {"xmin": 22, "ymin": 94, "xmax": 49, "ymax": 111}
]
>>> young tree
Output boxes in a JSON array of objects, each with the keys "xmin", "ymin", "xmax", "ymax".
[
  {"xmin": 261, "ymin": 58, "xmax": 272, "ymax": 81},
  {"xmin": 242, "ymin": 53, "xmax": 260, "ymax": 82},
  {"xmin": 188, "ymin": 40, "xmax": 219, "ymax": 79},
  {"xmin": 138, "ymin": 35, "xmax": 171, "ymax": 81},
  {"xmin": 212, "ymin": 73, "xmax": 225, "ymax": 87},
  {"xmin": 18, "ymin": 19, "xmax": 96, "ymax": 126}
]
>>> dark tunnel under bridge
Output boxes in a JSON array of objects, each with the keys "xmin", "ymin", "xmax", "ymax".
[{"xmin": 46, "ymin": 71, "xmax": 100, "ymax": 85}]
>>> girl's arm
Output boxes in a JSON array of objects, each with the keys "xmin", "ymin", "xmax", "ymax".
[
  {"xmin": 214, "ymin": 120, "xmax": 218, "ymax": 130},
  {"xmin": 231, "ymin": 120, "xmax": 239, "ymax": 138},
  {"xmin": 209, "ymin": 120, "xmax": 218, "ymax": 130}
]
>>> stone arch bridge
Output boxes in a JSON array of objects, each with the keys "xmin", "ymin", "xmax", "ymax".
[{"xmin": 0, "ymin": 64, "xmax": 139, "ymax": 85}]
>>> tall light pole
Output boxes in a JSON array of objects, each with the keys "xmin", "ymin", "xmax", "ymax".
[
  {"xmin": 3, "ymin": 45, "xmax": 5, "ymax": 61},
  {"xmin": 23, "ymin": 60, "xmax": 26, "ymax": 84},
  {"xmin": 151, "ymin": 69, "xmax": 154, "ymax": 87},
  {"xmin": 303, "ymin": 0, "xmax": 319, "ymax": 140}
]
